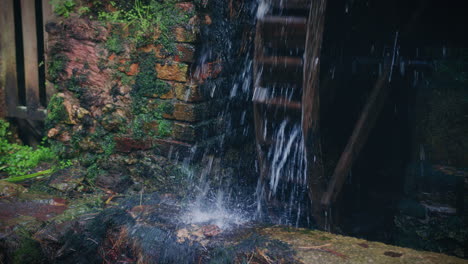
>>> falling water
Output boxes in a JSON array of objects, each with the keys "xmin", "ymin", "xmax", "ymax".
[{"xmin": 180, "ymin": 0, "xmax": 311, "ymax": 229}]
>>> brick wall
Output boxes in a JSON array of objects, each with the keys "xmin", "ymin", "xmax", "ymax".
[{"xmin": 44, "ymin": 1, "xmax": 225, "ymax": 160}]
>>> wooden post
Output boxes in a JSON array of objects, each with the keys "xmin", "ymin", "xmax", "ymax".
[
  {"xmin": 302, "ymin": 0, "xmax": 328, "ymax": 230},
  {"xmin": 321, "ymin": 67, "xmax": 392, "ymax": 207},
  {"xmin": 0, "ymin": 0, "xmax": 19, "ymax": 117},
  {"xmin": 21, "ymin": 0, "xmax": 41, "ymax": 112}
]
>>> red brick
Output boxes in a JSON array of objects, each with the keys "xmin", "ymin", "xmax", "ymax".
[
  {"xmin": 174, "ymin": 43, "xmax": 195, "ymax": 63},
  {"xmin": 156, "ymin": 62, "xmax": 188, "ymax": 82}
]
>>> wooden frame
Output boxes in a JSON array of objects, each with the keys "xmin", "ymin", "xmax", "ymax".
[{"xmin": 0, "ymin": 0, "xmax": 54, "ymax": 120}]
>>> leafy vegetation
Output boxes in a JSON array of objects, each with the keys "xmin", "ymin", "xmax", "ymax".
[
  {"xmin": 50, "ymin": 0, "xmax": 76, "ymax": 18},
  {"xmin": 130, "ymin": 52, "xmax": 173, "ymax": 139},
  {"xmin": 0, "ymin": 120, "xmax": 56, "ymax": 177},
  {"xmin": 98, "ymin": 0, "xmax": 190, "ymax": 49},
  {"xmin": 45, "ymin": 94, "xmax": 68, "ymax": 129}
]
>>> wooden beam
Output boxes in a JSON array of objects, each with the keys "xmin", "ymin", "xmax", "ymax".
[
  {"xmin": 41, "ymin": 0, "xmax": 55, "ymax": 104},
  {"xmin": 21, "ymin": 0, "xmax": 42, "ymax": 112},
  {"xmin": 302, "ymin": 0, "xmax": 327, "ymax": 229},
  {"xmin": 0, "ymin": 0, "xmax": 19, "ymax": 116},
  {"xmin": 321, "ymin": 67, "xmax": 392, "ymax": 207}
]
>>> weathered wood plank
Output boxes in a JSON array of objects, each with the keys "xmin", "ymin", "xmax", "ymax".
[
  {"xmin": 21, "ymin": 0, "xmax": 41, "ymax": 111},
  {"xmin": 302, "ymin": 0, "xmax": 327, "ymax": 230},
  {"xmin": 0, "ymin": 0, "xmax": 19, "ymax": 116},
  {"xmin": 321, "ymin": 67, "xmax": 392, "ymax": 208},
  {"xmin": 42, "ymin": 0, "xmax": 55, "ymax": 104},
  {"xmin": 253, "ymin": 19, "xmax": 269, "ymax": 181},
  {"xmin": 10, "ymin": 106, "xmax": 47, "ymax": 120}
]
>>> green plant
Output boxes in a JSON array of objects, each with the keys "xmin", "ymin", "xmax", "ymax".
[
  {"xmin": 132, "ymin": 52, "xmax": 170, "ymax": 101},
  {"xmin": 106, "ymin": 33, "xmax": 126, "ymax": 55},
  {"xmin": 97, "ymin": 0, "xmax": 189, "ymax": 49},
  {"xmin": 0, "ymin": 120, "xmax": 56, "ymax": 177},
  {"xmin": 45, "ymin": 94, "xmax": 68, "ymax": 129},
  {"xmin": 50, "ymin": 0, "xmax": 76, "ymax": 18},
  {"xmin": 77, "ymin": 6, "xmax": 90, "ymax": 16},
  {"xmin": 157, "ymin": 120, "xmax": 172, "ymax": 137}
]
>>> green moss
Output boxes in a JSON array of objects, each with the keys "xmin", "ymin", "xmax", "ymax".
[
  {"xmin": 65, "ymin": 74, "xmax": 87, "ymax": 97},
  {"xmin": 158, "ymin": 101, "xmax": 174, "ymax": 116},
  {"xmin": 86, "ymin": 162, "xmax": 103, "ymax": 183},
  {"xmin": 13, "ymin": 235, "xmax": 45, "ymax": 264},
  {"xmin": 47, "ymin": 53, "xmax": 69, "ymax": 82},
  {"xmin": 128, "ymin": 51, "xmax": 174, "ymax": 140},
  {"xmin": 102, "ymin": 134, "xmax": 116, "ymax": 156},
  {"xmin": 157, "ymin": 120, "xmax": 172, "ymax": 137},
  {"xmin": 132, "ymin": 52, "xmax": 170, "ymax": 100},
  {"xmin": 45, "ymin": 94, "xmax": 68, "ymax": 129},
  {"xmin": 51, "ymin": 195, "xmax": 104, "ymax": 223},
  {"xmin": 106, "ymin": 33, "xmax": 126, "ymax": 55}
]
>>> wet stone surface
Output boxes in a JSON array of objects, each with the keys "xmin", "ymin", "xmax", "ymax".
[{"xmin": 0, "ymin": 188, "xmax": 467, "ymax": 263}]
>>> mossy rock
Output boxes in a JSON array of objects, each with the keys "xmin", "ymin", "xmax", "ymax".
[{"xmin": 259, "ymin": 227, "xmax": 468, "ymax": 264}]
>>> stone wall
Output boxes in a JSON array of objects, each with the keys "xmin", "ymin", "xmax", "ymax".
[
  {"xmin": 42, "ymin": 0, "xmax": 256, "ymax": 193},
  {"xmin": 45, "ymin": 1, "xmax": 226, "ymax": 158}
]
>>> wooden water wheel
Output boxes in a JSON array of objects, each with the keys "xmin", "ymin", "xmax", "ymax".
[{"xmin": 253, "ymin": 0, "xmax": 329, "ymax": 227}]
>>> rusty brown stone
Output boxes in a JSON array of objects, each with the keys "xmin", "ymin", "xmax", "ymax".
[
  {"xmin": 172, "ymin": 120, "xmax": 218, "ymax": 142},
  {"xmin": 156, "ymin": 62, "xmax": 188, "ymax": 82},
  {"xmin": 153, "ymin": 138, "xmax": 193, "ymax": 158},
  {"xmin": 170, "ymin": 102, "xmax": 211, "ymax": 122},
  {"xmin": 137, "ymin": 44, "xmax": 166, "ymax": 59},
  {"xmin": 204, "ymin": 15, "xmax": 212, "ymax": 25},
  {"xmin": 176, "ymin": 2, "xmax": 195, "ymax": 13},
  {"xmin": 0, "ymin": 195, "xmax": 67, "ymax": 222},
  {"xmin": 175, "ymin": 83, "xmax": 204, "ymax": 102},
  {"xmin": 62, "ymin": 18, "xmax": 108, "ymax": 42},
  {"xmin": 114, "ymin": 137, "xmax": 153, "ymax": 153},
  {"xmin": 126, "ymin": 63, "xmax": 139, "ymax": 76},
  {"xmin": 174, "ymin": 27, "xmax": 197, "ymax": 42},
  {"xmin": 58, "ymin": 37, "xmax": 112, "ymax": 93},
  {"xmin": 47, "ymin": 128, "xmax": 60, "ymax": 138},
  {"xmin": 160, "ymin": 87, "xmax": 175, "ymax": 99},
  {"xmin": 174, "ymin": 43, "xmax": 195, "ymax": 63}
]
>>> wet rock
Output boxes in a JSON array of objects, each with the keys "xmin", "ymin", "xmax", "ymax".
[
  {"xmin": 201, "ymin": 224, "xmax": 221, "ymax": 237},
  {"xmin": 95, "ymin": 170, "xmax": 132, "ymax": 193},
  {"xmin": 48, "ymin": 166, "xmax": 86, "ymax": 192},
  {"xmin": 174, "ymin": 83, "xmax": 204, "ymax": 102},
  {"xmin": 176, "ymin": 225, "xmax": 208, "ymax": 246},
  {"xmin": 0, "ymin": 181, "xmax": 27, "ymax": 198},
  {"xmin": 0, "ymin": 193, "xmax": 67, "ymax": 227},
  {"xmin": 192, "ymin": 61, "xmax": 222, "ymax": 83},
  {"xmin": 175, "ymin": 43, "xmax": 196, "ymax": 63},
  {"xmin": 114, "ymin": 137, "xmax": 153, "ymax": 153},
  {"xmin": 100, "ymin": 113, "xmax": 125, "ymax": 131}
]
